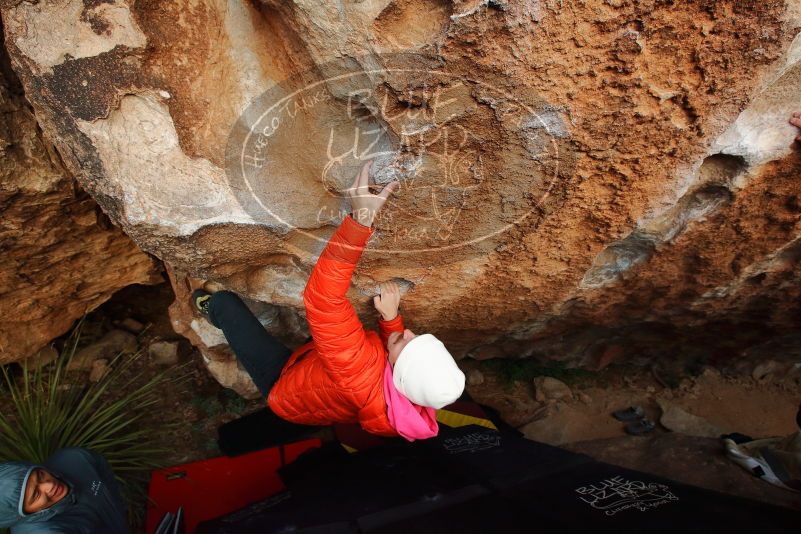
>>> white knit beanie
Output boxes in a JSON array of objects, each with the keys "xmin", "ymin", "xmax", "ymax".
[{"xmin": 392, "ymin": 334, "xmax": 465, "ymax": 409}]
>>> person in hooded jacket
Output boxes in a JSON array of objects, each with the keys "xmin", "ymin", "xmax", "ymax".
[
  {"xmin": 0, "ymin": 447, "xmax": 129, "ymax": 534},
  {"xmin": 191, "ymin": 159, "xmax": 466, "ymax": 441}
]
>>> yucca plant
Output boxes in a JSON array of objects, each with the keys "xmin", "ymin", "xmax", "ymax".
[{"xmin": 0, "ymin": 319, "xmax": 187, "ymax": 505}]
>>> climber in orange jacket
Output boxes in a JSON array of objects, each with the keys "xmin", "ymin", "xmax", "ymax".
[{"xmin": 191, "ymin": 160, "xmax": 465, "ymax": 440}]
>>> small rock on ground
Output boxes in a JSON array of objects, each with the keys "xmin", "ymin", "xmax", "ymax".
[
  {"xmin": 657, "ymin": 398, "xmax": 725, "ymax": 438},
  {"xmin": 533, "ymin": 376, "xmax": 573, "ymax": 402},
  {"xmin": 89, "ymin": 359, "xmax": 110, "ymax": 383},
  {"xmin": 519, "ymin": 404, "xmax": 592, "ymax": 446},
  {"xmin": 117, "ymin": 318, "xmax": 145, "ymax": 334},
  {"xmin": 67, "ymin": 329, "xmax": 138, "ymax": 371},
  {"xmin": 467, "ymin": 369, "xmax": 485, "ymax": 386},
  {"xmin": 752, "ymin": 360, "xmax": 786, "ymax": 382},
  {"xmin": 149, "ymin": 340, "xmax": 180, "ymax": 365},
  {"xmin": 26, "ymin": 345, "xmax": 58, "ymax": 370}
]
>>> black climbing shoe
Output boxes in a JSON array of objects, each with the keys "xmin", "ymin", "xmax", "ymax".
[
  {"xmin": 625, "ymin": 418, "xmax": 656, "ymax": 436},
  {"xmin": 612, "ymin": 406, "xmax": 645, "ymax": 422},
  {"xmin": 192, "ymin": 289, "xmax": 211, "ymax": 315}
]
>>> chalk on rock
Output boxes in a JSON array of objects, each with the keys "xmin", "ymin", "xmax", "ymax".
[{"xmin": 368, "ymin": 151, "xmax": 423, "ymax": 185}]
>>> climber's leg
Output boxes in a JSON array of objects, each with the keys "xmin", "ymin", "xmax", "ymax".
[{"xmin": 206, "ymin": 290, "xmax": 292, "ymax": 398}]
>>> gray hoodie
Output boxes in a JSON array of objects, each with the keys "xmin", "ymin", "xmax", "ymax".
[{"xmin": 0, "ymin": 448, "xmax": 129, "ymax": 533}]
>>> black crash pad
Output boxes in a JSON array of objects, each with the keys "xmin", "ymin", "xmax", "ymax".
[{"xmin": 199, "ymin": 424, "xmax": 799, "ymax": 533}]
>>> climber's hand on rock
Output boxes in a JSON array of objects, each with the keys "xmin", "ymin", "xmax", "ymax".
[
  {"xmin": 791, "ymin": 112, "xmax": 801, "ymax": 144},
  {"xmin": 373, "ymin": 281, "xmax": 401, "ymax": 321},
  {"xmin": 346, "ymin": 160, "xmax": 399, "ymax": 227}
]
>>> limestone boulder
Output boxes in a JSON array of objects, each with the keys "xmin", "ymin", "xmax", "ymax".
[
  {"xmin": 0, "ymin": 35, "xmax": 161, "ymax": 365},
  {"xmin": 2, "ymin": 0, "xmax": 801, "ymax": 386}
]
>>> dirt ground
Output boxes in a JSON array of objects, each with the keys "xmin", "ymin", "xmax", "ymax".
[
  {"xmin": 4, "ymin": 281, "xmax": 800, "ymax": 530},
  {"xmin": 462, "ymin": 342, "xmax": 801, "ymax": 511},
  {"xmin": 3, "ymin": 282, "xmax": 264, "ymax": 531},
  {"xmin": 463, "ymin": 359, "xmax": 801, "ymax": 443},
  {"xmin": 74, "ymin": 282, "xmax": 266, "ymax": 467}
]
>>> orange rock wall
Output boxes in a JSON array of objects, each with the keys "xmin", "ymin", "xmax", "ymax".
[
  {"xmin": 0, "ymin": 37, "xmax": 162, "ymax": 364},
  {"xmin": 2, "ymin": 0, "xmax": 799, "ymax": 385}
]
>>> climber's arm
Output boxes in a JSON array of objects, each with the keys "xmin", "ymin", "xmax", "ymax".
[
  {"xmin": 378, "ymin": 314, "xmax": 405, "ymax": 348},
  {"xmin": 303, "ymin": 214, "xmax": 372, "ymax": 377},
  {"xmin": 303, "ymin": 160, "xmax": 399, "ymax": 377}
]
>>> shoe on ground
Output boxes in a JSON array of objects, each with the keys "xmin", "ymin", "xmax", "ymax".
[
  {"xmin": 724, "ymin": 436, "xmax": 801, "ymax": 492},
  {"xmin": 625, "ymin": 418, "xmax": 655, "ymax": 436},
  {"xmin": 613, "ymin": 406, "xmax": 645, "ymax": 422}
]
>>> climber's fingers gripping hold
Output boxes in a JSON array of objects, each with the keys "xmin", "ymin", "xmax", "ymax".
[
  {"xmin": 373, "ymin": 281, "xmax": 401, "ymax": 321},
  {"xmin": 346, "ymin": 160, "xmax": 400, "ymax": 227}
]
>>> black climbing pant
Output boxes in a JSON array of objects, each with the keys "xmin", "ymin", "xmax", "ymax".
[
  {"xmin": 208, "ymin": 290, "xmax": 319, "ymax": 454},
  {"xmin": 207, "ymin": 290, "xmax": 293, "ymax": 399}
]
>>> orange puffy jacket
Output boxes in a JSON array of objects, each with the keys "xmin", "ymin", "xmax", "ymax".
[{"xmin": 267, "ymin": 214, "xmax": 405, "ymax": 436}]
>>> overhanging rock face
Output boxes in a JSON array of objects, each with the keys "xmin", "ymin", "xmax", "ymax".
[
  {"xmin": 0, "ymin": 27, "xmax": 161, "ymax": 365},
  {"xmin": 3, "ymin": 0, "xmax": 800, "ymax": 393}
]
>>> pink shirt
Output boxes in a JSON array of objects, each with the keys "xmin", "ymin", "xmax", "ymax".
[{"xmin": 383, "ymin": 361, "xmax": 439, "ymax": 441}]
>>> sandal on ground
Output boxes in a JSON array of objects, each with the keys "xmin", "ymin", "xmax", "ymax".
[
  {"xmin": 612, "ymin": 406, "xmax": 645, "ymax": 422},
  {"xmin": 625, "ymin": 418, "xmax": 655, "ymax": 436},
  {"xmin": 721, "ymin": 432, "xmax": 754, "ymax": 445},
  {"xmin": 724, "ymin": 436, "xmax": 801, "ymax": 492}
]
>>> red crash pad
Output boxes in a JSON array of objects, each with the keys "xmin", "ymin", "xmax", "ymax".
[{"xmin": 145, "ymin": 439, "xmax": 321, "ymax": 534}]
